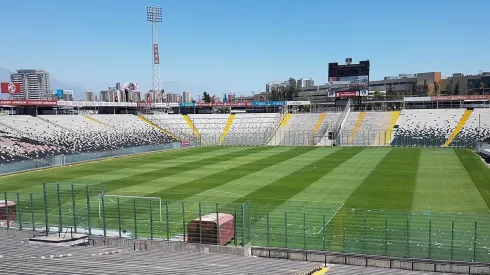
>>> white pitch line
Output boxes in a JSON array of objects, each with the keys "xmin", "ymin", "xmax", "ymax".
[{"xmin": 315, "ymin": 202, "xmax": 345, "ymax": 235}]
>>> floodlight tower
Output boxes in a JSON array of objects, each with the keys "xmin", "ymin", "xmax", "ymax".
[{"xmin": 147, "ymin": 6, "xmax": 162, "ymax": 101}]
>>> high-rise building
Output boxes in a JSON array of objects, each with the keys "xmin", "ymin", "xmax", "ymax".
[
  {"xmin": 10, "ymin": 69, "xmax": 51, "ymax": 100},
  {"xmin": 85, "ymin": 90, "xmax": 94, "ymax": 101},
  {"xmin": 166, "ymin": 93, "xmax": 178, "ymax": 103},
  {"xmin": 297, "ymin": 78, "xmax": 314, "ymax": 88},
  {"xmin": 99, "ymin": 90, "xmax": 109, "ymax": 102},
  {"xmin": 63, "ymin": 90, "xmax": 74, "ymax": 101},
  {"xmin": 183, "ymin": 90, "xmax": 191, "ymax": 103}
]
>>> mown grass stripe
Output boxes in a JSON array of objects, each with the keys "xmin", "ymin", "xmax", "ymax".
[
  {"xmin": 0, "ymin": 147, "xmax": 225, "ymax": 192},
  {"xmin": 147, "ymin": 147, "xmax": 317, "ymax": 201},
  {"xmin": 234, "ymin": 147, "xmax": 365, "ymax": 209},
  {"xmin": 101, "ymin": 147, "xmax": 271, "ymax": 193},
  {"xmin": 343, "ymin": 148, "xmax": 420, "ymax": 210},
  {"xmin": 454, "ymin": 148, "xmax": 490, "ymax": 212}
]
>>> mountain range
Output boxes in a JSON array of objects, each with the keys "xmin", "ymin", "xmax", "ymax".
[{"xmin": 0, "ymin": 66, "xmax": 233, "ymax": 100}]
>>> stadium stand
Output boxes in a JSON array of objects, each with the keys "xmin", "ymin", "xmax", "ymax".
[
  {"xmin": 222, "ymin": 113, "xmax": 280, "ymax": 146},
  {"xmin": 316, "ymin": 112, "xmax": 342, "ymax": 146},
  {"xmin": 450, "ymin": 108, "xmax": 490, "ymax": 147},
  {"xmin": 145, "ymin": 114, "xmax": 195, "ymax": 141},
  {"xmin": 325, "ymin": 264, "xmax": 459, "ymax": 275},
  {"xmin": 189, "ymin": 114, "xmax": 229, "ymax": 145},
  {"xmin": 339, "ymin": 111, "xmax": 394, "ymax": 146},
  {"xmin": 390, "ymin": 109, "xmax": 465, "ymax": 147},
  {"xmin": 0, "ymin": 115, "xmax": 176, "ymax": 163},
  {"xmin": 0, "ymin": 235, "xmax": 320, "ymax": 275},
  {"xmin": 277, "ymin": 114, "xmax": 325, "ymax": 146}
]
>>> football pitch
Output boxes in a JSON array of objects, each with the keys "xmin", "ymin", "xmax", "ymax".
[{"xmin": 1, "ymin": 146, "xmax": 490, "ymax": 261}]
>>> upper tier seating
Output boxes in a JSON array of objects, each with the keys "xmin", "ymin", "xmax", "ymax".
[
  {"xmin": 223, "ymin": 113, "xmax": 280, "ymax": 146},
  {"xmin": 188, "ymin": 114, "xmax": 229, "ymax": 145},
  {"xmin": 390, "ymin": 109, "xmax": 465, "ymax": 147},
  {"xmin": 451, "ymin": 108, "xmax": 490, "ymax": 147}
]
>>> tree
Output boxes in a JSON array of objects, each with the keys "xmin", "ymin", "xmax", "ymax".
[
  {"xmin": 479, "ymin": 81, "xmax": 485, "ymax": 95},
  {"xmin": 467, "ymin": 81, "xmax": 474, "ymax": 95},
  {"xmin": 386, "ymin": 83, "xmax": 394, "ymax": 97},
  {"xmin": 446, "ymin": 79, "xmax": 453, "ymax": 95},
  {"xmin": 433, "ymin": 81, "xmax": 440, "ymax": 95},
  {"xmin": 202, "ymin": 91, "xmax": 211, "ymax": 103},
  {"xmin": 454, "ymin": 80, "xmax": 460, "ymax": 95},
  {"xmin": 278, "ymin": 78, "xmax": 299, "ymax": 100},
  {"xmin": 411, "ymin": 81, "xmax": 417, "ymax": 95},
  {"xmin": 423, "ymin": 79, "xmax": 429, "ymax": 95},
  {"xmin": 373, "ymin": 91, "xmax": 385, "ymax": 99}
]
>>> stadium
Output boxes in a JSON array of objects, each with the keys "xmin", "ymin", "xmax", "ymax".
[{"xmin": 1, "ymin": 90, "xmax": 490, "ymax": 274}]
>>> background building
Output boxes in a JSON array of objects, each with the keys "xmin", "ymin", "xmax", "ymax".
[
  {"xmin": 84, "ymin": 90, "xmax": 94, "ymax": 101},
  {"xmin": 10, "ymin": 69, "xmax": 51, "ymax": 100},
  {"xmin": 297, "ymin": 77, "xmax": 314, "ymax": 88},
  {"xmin": 183, "ymin": 90, "xmax": 191, "ymax": 103}
]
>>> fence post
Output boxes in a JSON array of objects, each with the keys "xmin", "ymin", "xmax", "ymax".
[
  {"xmin": 450, "ymin": 220, "xmax": 455, "ymax": 261},
  {"xmin": 266, "ymin": 210, "xmax": 270, "ymax": 247},
  {"xmin": 71, "ymin": 185, "xmax": 77, "ymax": 233},
  {"xmin": 363, "ymin": 212, "xmax": 367, "ymax": 254},
  {"xmin": 42, "ymin": 183, "xmax": 48, "ymax": 233},
  {"xmin": 117, "ymin": 198, "xmax": 121, "ymax": 238},
  {"xmin": 428, "ymin": 219, "xmax": 432, "ymax": 259},
  {"xmin": 303, "ymin": 212, "xmax": 307, "ymax": 250},
  {"xmin": 473, "ymin": 221, "xmax": 478, "ymax": 262},
  {"xmin": 133, "ymin": 198, "xmax": 137, "ymax": 239},
  {"xmin": 85, "ymin": 185, "xmax": 91, "ymax": 235},
  {"xmin": 149, "ymin": 200, "xmax": 153, "ymax": 240},
  {"xmin": 16, "ymin": 193, "xmax": 22, "ymax": 231},
  {"xmin": 181, "ymin": 201, "xmax": 186, "ymax": 242},
  {"xmin": 4, "ymin": 192, "xmax": 8, "ymax": 230},
  {"xmin": 241, "ymin": 203, "xmax": 245, "ymax": 246},
  {"xmin": 30, "ymin": 193, "xmax": 35, "ymax": 231},
  {"xmin": 56, "ymin": 184, "xmax": 62, "ymax": 233},
  {"xmin": 165, "ymin": 200, "xmax": 169, "ymax": 241},
  {"xmin": 247, "ymin": 202, "xmax": 251, "ymax": 244},
  {"xmin": 233, "ymin": 203, "xmax": 237, "ymax": 247},
  {"xmin": 406, "ymin": 218, "xmax": 410, "ymax": 258},
  {"xmin": 284, "ymin": 208, "xmax": 288, "ymax": 248},
  {"xmin": 342, "ymin": 215, "xmax": 345, "ymax": 252},
  {"xmin": 216, "ymin": 202, "xmax": 220, "ymax": 245},
  {"xmin": 322, "ymin": 214, "xmax": 326, "ymax": 251},
  {"xmin": 101, "ymin": 186, "xmax": 106, "ymax": 237},
  {"xmin": 384, "ymin": 216, "xmax": 388, "ymax": 256},
  {"xmin": 198, "ymin": 202, "xmax": 203, "ymax": 244}
]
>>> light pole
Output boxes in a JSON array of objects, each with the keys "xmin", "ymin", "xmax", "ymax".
[{"xmin": 147, "ymin": 6, "xmax": 162, "ymax": 103}]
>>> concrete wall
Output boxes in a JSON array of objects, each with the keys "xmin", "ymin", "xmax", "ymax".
[
  {"xmin": 251, "ymin": 246, "xmax": 490, "ymax": 275},
  {"xmin": 0, "ymin": 228, "xmax": 251, "ymax": 257}
]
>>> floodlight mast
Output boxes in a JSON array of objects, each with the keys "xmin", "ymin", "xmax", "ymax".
[{"xmin": 147, "ymin": 6, "xmax": 162, "ymax": 102}]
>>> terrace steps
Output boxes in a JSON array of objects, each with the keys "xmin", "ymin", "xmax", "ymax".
[
  {"xmin": 313, "ymin": 113, "xmax": 327, "ymax": 134},
  {"xmin": 137, "ymin": 115, "xmax": 181, "ymax": 141},
  {"xmin": 183, "ymin": 114, "xmax": 202, "ymax": 140},
  {"xmin": 219, "ymin": 114, "xmax": 235, "ymax": 144},
  {"xmin": 280, "ymin": 113, "xmax": 293, "ymax": 127},
  {"xmin": 84, "ymin": 115, "xmax": 109, "ymax": 126},
  {"xmin": 444, "ymin": 109, "xmax": 473, "ymax": 147},
  {"xmin": 384, "ymin": 111, "xmax": 400, "ymax": 145},
  {"xmin": 347, "ymin": 112, "xmax": 366, "ymax": 145}
]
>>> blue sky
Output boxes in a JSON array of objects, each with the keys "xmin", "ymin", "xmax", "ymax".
[{"xmin": 1, "ymin": 0, "xmax": 489, "ymax": 96}]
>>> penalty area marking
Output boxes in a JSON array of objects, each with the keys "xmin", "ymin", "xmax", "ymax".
[{"xmin": 315, "ymin": 202, "xmax": 345, "ymax": 235}]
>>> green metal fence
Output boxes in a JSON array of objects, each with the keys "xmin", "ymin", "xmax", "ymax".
[{"xmin": 2, "ymin": 184, "xmax": 490, "ymax": 262}]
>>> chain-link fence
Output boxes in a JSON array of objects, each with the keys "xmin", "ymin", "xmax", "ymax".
[{"xmin": 2, "ymin": 184, "xmax": 490, "ymax": 262}]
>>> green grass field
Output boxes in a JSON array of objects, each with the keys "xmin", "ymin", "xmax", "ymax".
[{"xmin": 1, "ymin": 146, "xmax": 490, "ymax": 261}]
